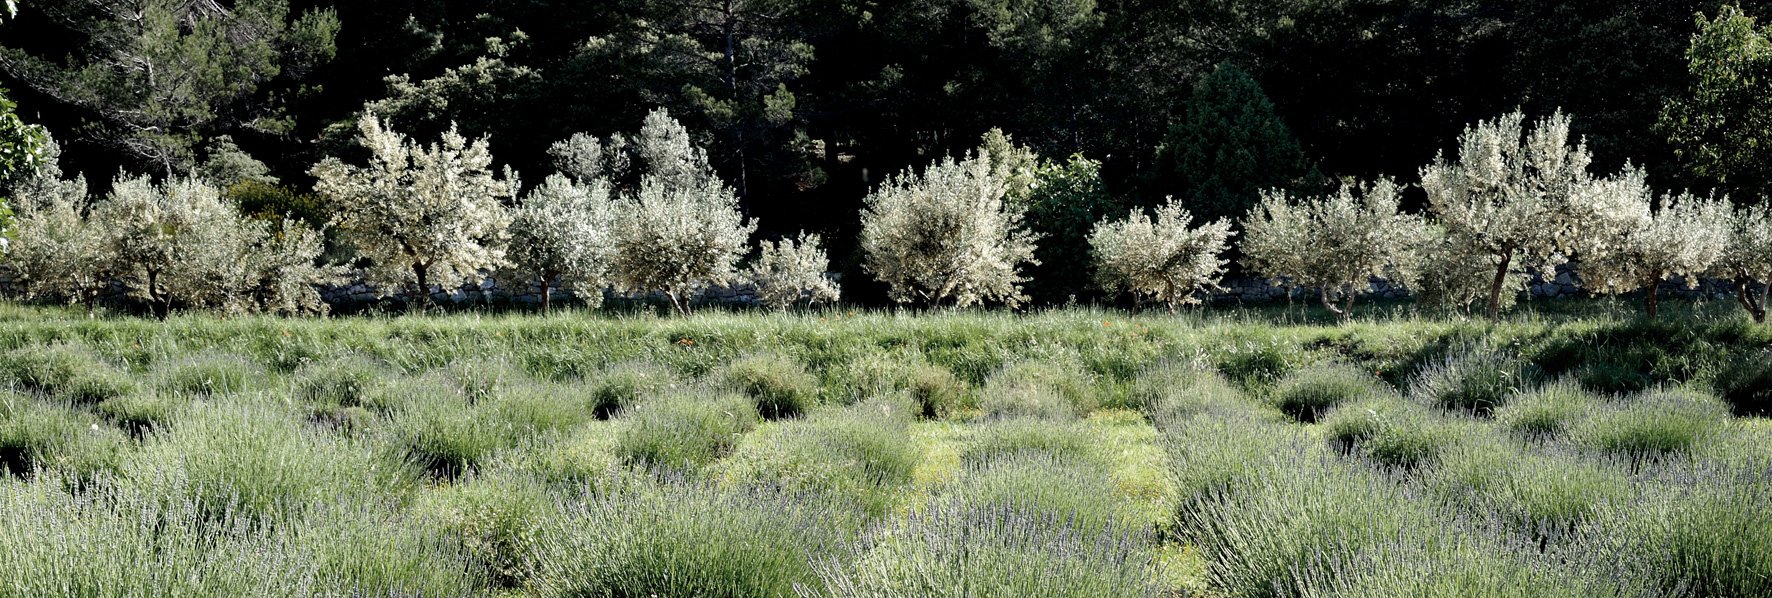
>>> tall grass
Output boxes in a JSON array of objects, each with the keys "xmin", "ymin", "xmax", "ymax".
[
  {"xmin": 1494, "ymin": 379, "xmax": 1601, "ymax": 439},
  {"xmin": 1270, "ymin": 363, "xmax": 1388, "ymax": 423},
  {"xmin": 1571, "ymin": 387, "xmax": 1730, "ymax": 459},
  {"xmin": 614, "ymin": 389, "xmax": 758, "ymax": 472},
  {"xmin": 524, "ymin": 475, "xmax": 863, "ymax": 598},
  {"xmin": 719, "ymin": 396, "xmax": 922, "ymax": 515},
  {"xmin": 0, "ymin": 305, "xmax": 1765, "ymax": 596}
]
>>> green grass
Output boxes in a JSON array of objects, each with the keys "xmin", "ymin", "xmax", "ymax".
[
  {"xmin": 613, "ymin": 389, "xmax": 758, "ymax": 473},
  {"xmin": 1410, "ymin": 347, "xmax": 1538, "ymax": 414},
  {"xmin": 717, "ymin": 352, "xmax": 820, "ymax": 419},
  {"xmin": 1271, "ymin": 363, "xmax": 1388, "ymax": 423},
  {"xmin": 1495, "ymin": 379, "xmax": 1601, "ymax": 438},
  {"xmin": 1571, "ymin": 387, "xmax": 1731, "ymax": 459},
  {"xmin": 524, "ymin": 475, "xmax": 864, "ymax": 597},
  {"xmin": 0, "ymin": 302, "xmax": 1764, "ymax": 596}
]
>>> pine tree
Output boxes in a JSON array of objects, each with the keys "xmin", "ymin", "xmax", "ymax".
[{"xmin": 1151, "ymin": 63, "xmax": 1308, "ymax": 226}]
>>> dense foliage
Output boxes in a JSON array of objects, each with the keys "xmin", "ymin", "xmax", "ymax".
[
  {"xmin": 1088, "ymin": 199, "xmax": 1232, "ymax": 313},
  {"xmin": 859, "ymin": 143, "xmax": 1038, "ymax": 308},
  {"xmin": 3, "ymin": 1, "xmax": 1769, "ymax": 306},
  {"xmin": 1242, "ymin": 178, "xmax": 1423, "ymax": 320}
]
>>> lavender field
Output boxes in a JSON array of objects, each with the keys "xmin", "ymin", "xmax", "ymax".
[{"xmin": 0, "ymin": 305, "xmax": 1767, "ymax": 596}]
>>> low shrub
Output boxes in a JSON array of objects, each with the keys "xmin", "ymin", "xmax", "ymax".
[
  {"xmin": 720, "ymin": 396, "xmax": 922, "ymax": 515},
  {"xmin": 1131, "ymin": 362, "xmax": 1261, "ymax": 428},
  {"xmin": 1428, "ymin": 437, "xmax": 1630, "ymax": 537},
  {"xmin": 1323, "ymin": 397, "xmax": 1458, "ymax": 469},
  {"xmin": 0, "ymin": 478, "xmax": 323, "ymax": 595},
  {"xmin": 1576, "ymin": 359, "xmax": 1655, "ymax": 395},
  {"xmin": 292, "ymin": 496, "xmax": 490, "ymax": 595},
  {"xmin": 1572, "ymin": 387, "xmax": 1729, "ymax": 459},
  {"xmin": 388, "ymin": 393, "xmax": 515, "ymax": 479},
  {"xmin": 590, "ymin": 360, "xmax": 679, "ymax": 418},
  {"xmin": 491, "ymin": 379, "xmax": 601, "ymax": 434},
  {"xmin": 1574, "ymin": 475, "xmax": 1772, "ymax": 598},
  {"xmin": 495, "ymin": 424, "xmax": 621, "ymax": 488},
  {"xmin": 943, "ymin": 451, "xmax": 1136, "ymax": 536},
  {"xmin": 1271, "ymin": 363, "xmax": 1387, "ymax": 423},
  {"xmin": 1711, "ymin": 351, "xmax": 1772, "ymax": 417},
  {"xmin": 1161, "ymin": 415, "xmax": 1319, "ymax": 507},
  {"xmin": 124, "ymin": 399, "xmax": 405, "ymax": 518},
  {"xmin": 1494, "ymin": 379, "xmax": 1601, "ymax": 438},
  {"xmin": 293, "ymin": 355, "xmax": 387, "ymax": 410},
  {"xmin": 905, "ymin": 362, "xmax": 970, "ymax": 418},
  {"xmin": 96, "ymin": 392, "xmax": 184, "ymax": 437},
  {"xmin": 360, "ymin": 372, "xmax": 458, "ymax": 414},
  {"xmin": 523, "ymin": 477, "xmax": 862, "ymax": 597},
  {"xmin": 414, "ymin": 469, "xmax": 557, "ymax": 588},
  {"xmin": 614, "ymin": 390, "xmax": 758, "ymax": 472},
  {"xmin": 807, "ymin": 500, "xmax": 1162, "ymax": 597},
  {"xmin": 0, "ymin": 344, "xmax": 135, "ymax": 403},
  {"xmin": 1216, "ymin": 340, "xmax": 1303, "ymax": 387},
  {"xmin": 962, "ymin": 417, "xmax": 1100, "ymax": 466},
  {"xmin": 977, "ymin": 360, "xmax": 1097, "ymax": 420},
  {"xmin": 1179, "ymin": 453, "xmax": 1434, "ymax": 598},
  {"xmin": 1295, "ymin": 528, "xmax": 1630, "ymax": 598},
  {"xmin": 154, "ymin": 353, "xmax": 265, "ymax": 397},
  {"xmin": 1411, "ymin": 349, "xmax": 1537, "ymax": 414},
  {"xmin": 718, "ymin": 353, "xmax": 819, "ymax": 419},
  {"xmin": 0, "ymin": 395, "xmax": 128, "ymax": 482},
  {"xmin": 445, "ymin": 358, "xmax": 528, "ymax": 405}
]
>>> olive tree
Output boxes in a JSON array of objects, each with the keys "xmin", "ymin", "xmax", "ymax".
[
  {"xmin": 1241, "ymin": 178, "xmax": 1424, "ymax": 321},
  {"xmin": 1577, "ymin": 167, "xmax": 1733, "ymax": 319},
  {"xmin": 3, "ymin": 144, "xmax": 109, "ymax": 311},
  {"xmin": 310, "ymin": 115, "xmax": 515, "ymax": 308},
  {"xmin": 607, "ymin": 109, "xmax": 756, "ymax": 314},
  {"xmin": 1714, "ymin": 204, "xmax": 1772, "ymax": 323},
  {"xmin": 748, "ymin": 232, "xmax": 839, "ymax": 310},
  {"xmin": 1088, "ymin": 198, "xmax": 1232, "ymax": 314},
  {"xmin": 1420, "ymin": 110, "xmax": 1602, "ymax": 320},
  {"xmin": 90, "ymin": 175, "xmax": 338, "ymax": 318},
  {"xmin": 1410, "ymin": 225, "xmax": 1510, "ymax": 317},
  {"xmin": 503, "ymin": 174, "xmax": 617, "ymax": 312},
  {"xmin": 249, "ymin": 218, "xmax": 347, "ymax": 316},
  {"xmin": 860, "ymin": 149, "xmax": 1040, "ymax": 308}
]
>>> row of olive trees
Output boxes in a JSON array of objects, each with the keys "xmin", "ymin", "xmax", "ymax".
[
  {"xmin": 4, "ymin": 110, "xmax": 839, "ymax": 316},
  {"xmin": 5, "ymin": 107, "xmax": 1767, "ymax": 321},
  {"xmin": 860, "ymin": 111, "xmax": 1772, "ymax": 323},
  {"xmin": 5, "ymin": 139, "xmax": 340, "ymax": 318},
  {"xmin": 1241, "ymin": 111, "xmax": 1772, "ymax": 322},
  {"xmin": 308, "ymin": 108, "xmax": 839, "ymax": 314}
]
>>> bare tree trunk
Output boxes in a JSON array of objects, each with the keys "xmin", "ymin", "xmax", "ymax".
[
  {"xmin": 1485, "ymin": 251, "xmax": 1514, "ymax": 321},
  {"xmin": 538, "ymin": 274, "xmax": 552, "ymax": 314},
  {"xmin": 1342, "ymin": 282, "xmax": 1357, "ymax": 320},
  {"xmin": 1644, "ymin": 281, "xmax": 1660, "ymax": 320},
  {"xmin": 1319, "ymin": 287, "xmax": 1348, "ymax": 322},
  {"xmin": 411, "ymin": 263, "xmax": 431, "ymax": 313},
  {"xmin": 666, "ymin": 290, "xmax": 691, "ymax": 316},
  {"xmin": 147, "ymin": 269, "xmax": 168, "ymax": 320},
  {"xmin": 1735, "ymin": 277, "xmax": 1767, "ymax": 324}
]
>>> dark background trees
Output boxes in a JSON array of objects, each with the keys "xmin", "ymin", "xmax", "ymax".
[{"xmin": 4, "ymin": 0, "xmax": 1770, "ymax": 305}]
